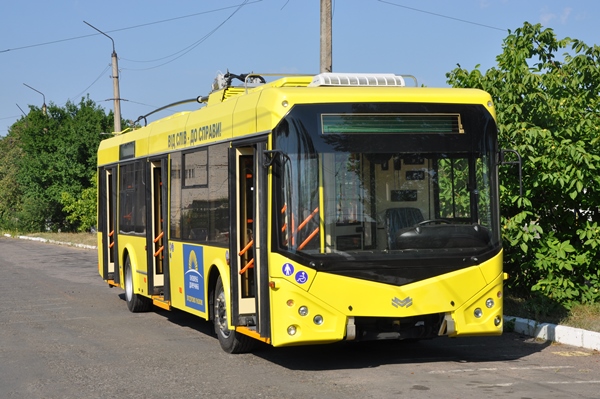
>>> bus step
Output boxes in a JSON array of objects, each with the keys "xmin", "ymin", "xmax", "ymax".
[{"xmin": 152, "ymin": 296, "xmax": 171, "ymax": 311}]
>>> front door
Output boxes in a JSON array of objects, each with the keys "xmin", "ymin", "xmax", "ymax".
[{"xmin": 230, "ymin": 142, "xmax": 270, "ymax": 339}]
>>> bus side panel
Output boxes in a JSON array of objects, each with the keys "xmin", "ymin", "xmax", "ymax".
[
  {"xmin": 167, "ymin": 241, "xmax": 229, "ymax": 321},
  {"xmin": 118, "ymin": 236, "xmax": 147, "ymax": 294},
  {"xmin": 269, "ymin": 277, "xmax": 346, "ymax": 347},
  {"xmin": 97, "ymin": 232, "xmax": 104, "ymax": 277}
]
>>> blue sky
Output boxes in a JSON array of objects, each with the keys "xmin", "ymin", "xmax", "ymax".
[{"xmin": 1, "ymin": 0, "xmax": 598, "ymax": 136}]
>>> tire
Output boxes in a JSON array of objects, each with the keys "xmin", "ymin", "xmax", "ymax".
[
  {"xmin": 213, "ymin": 276, "xmax": 256, "ymax": 353},
  {"xmin": 124, "ymin": 256, "xmax": 152, "ymax": 312}
]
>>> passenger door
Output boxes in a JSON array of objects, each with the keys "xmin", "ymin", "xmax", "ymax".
[
  {"xmin": 229, "ymin": 141, "xmax": 270, "ymax": 339},
  {"xmin": 146, "ymin": 158, "xmax": 170, "ymax": 303},
  {"xmin": 99, "ymin": 166, "xmax": 119, "ymax": 283}
]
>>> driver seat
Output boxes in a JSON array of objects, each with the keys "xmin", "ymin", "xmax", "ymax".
[{"xmin": 385, "ymin": 207, "xmax": 424, "ymax": 250}]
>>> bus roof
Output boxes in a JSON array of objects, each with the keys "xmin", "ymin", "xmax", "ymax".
[{"xmin": 97, "ymin": 73, "xmax": 495, "ymax": 166}]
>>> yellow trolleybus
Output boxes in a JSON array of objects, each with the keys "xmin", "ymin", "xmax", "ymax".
[{"xmin": 97, "ymin": 72, "xmax": 507, "ymax": 353}]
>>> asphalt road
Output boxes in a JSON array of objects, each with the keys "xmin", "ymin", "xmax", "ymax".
[{"xmin": 1, "ymin": 237, "xmax": 599, "ymax": 399}]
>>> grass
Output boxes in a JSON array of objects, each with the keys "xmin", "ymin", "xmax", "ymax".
[
  {"xmin": 4, "ymin": 231, "xmax": 600, "ymax": 333},
  {"xmin": 503, "ymin": 293, "xmax": 600, "ymax": 333},
  {"xmin": 31, "ymin": 231, "xmax": 98, "ymax": 247}
]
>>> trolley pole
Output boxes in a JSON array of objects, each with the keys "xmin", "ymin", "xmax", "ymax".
[
  {"xmin": 320, "ymin": 0, "xmax": 332, "ymax": 73},
  {"xmin": 84, "ymin": 21, "xmax": 122, "ymax": 133}
]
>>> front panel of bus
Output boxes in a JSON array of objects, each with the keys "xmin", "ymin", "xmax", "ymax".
[{"xmin": 267, "ymin": 101, "xmax": 503, "ymax": 346}]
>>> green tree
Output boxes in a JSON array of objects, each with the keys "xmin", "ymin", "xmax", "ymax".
[
  {"xmin": 0, "ymin": 123, "xmax": 24, "ymax": 230},
  {"xmin": 61, "ymin": 177, "xmax": 97, "ymax": 233},
  {"xmin": 1, "ymin": 96, "xmax": 112, "ymax": 232},
  {"xmin": 447, "ymin": 22, "xmax": 600, "ymax": 306}
]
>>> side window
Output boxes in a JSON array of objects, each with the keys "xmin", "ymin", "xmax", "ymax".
[
  {"xmin": 119, "ymin": 161, "xmax": 146, "ymax": 235},
  {"xmin": 170, "ymin": 153, "xmax": 182, "ymax": 239},
  {"xmin": 171, "ymin": 144, "xmax": 230, "ymax": 245},
  {"xmin": 437, "ymin": 158, "xmax": 470, "ymax": 219},
  {"xmin": 275, "ymin": 118, "xmax": 320, "ymax": 253}
]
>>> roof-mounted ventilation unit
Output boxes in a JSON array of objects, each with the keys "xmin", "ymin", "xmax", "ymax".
[{"xmin": 308, "ymin": 73, "xmax": 413, "ymax": 87}]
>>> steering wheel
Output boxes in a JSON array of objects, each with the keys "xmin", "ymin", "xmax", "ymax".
[{"xmin": 417, "ymin": 219, "xmax": 451, "ymax": 226}]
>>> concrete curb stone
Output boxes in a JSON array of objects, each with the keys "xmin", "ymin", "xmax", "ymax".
[{"xmin": 505, "ymin": 315, "xmax": 600, "ymax": 352}]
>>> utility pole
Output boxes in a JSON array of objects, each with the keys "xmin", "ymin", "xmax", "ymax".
[
  {"xmin": 23, "ymin": 83, "xmax": 47, "ymax": 116},
  {"xmin": 84, "ymin": 21, "xmax": 122, "ymax": 133},
  {"xmin": 320, "ymin": 0, "xmax": 332, "ymax": 73}
]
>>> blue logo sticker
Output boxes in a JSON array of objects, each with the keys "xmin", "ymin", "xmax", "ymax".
[
  {"xmin": 295, "ymin": 271, "xmax": 308, "ymax": 284},
  {"xmin": 282, "ymin": 263, "xmax": 294, "ymax": 276},
  {"xmin": 184, "ymin": 245, "xmax": 205, "ymax": 312}
]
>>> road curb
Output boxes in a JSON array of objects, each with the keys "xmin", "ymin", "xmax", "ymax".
[
  {"xmin": 505, "ymin": 315, "xmax": 600, "ymax": 352},
  {"xmin": 3, "ymin": 233, "xmax": 97, "ymax": 250}
]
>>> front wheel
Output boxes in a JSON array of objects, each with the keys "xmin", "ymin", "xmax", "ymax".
[
  {"xmin": 213, "ymin": 276, "xmax": 256, "ymax": 353},
  {"xmin": 124, "ymin": 256, "xmax": 152, "ymax": 312}
]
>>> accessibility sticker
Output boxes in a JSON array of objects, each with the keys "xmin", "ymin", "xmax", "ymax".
[
  {"xmin": 295, "ymin": 271, "xmax": 308, "ymax": 284},
  {"xmin": 282, "ymin": 263, "xmax": 294, "ymax": 276}
]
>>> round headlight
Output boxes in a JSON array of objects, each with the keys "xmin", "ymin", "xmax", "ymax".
[
  {"xmin": 486, "ymin": 298, "xmax": 494, "ymax": 308},
  {"xmin": 298, "ymin": 306, "xmax": 309, "ymax": 316},
  {"xmin": 287, "ymin": 325, "xmax": 297, "ymax": 336},
  {"xmin": 313, "ymin": 315, "xmax": 324, "ymax": 325},
  {"xmin": 494, "ymin": 316, "xmax": 502, "ymax": 326},
  {"xmin": 474, "ymin": 308, "xmax": 483, "ymax": 318}
]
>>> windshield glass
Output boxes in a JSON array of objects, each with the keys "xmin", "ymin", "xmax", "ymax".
[{"xmin": 273, "ymin": 103, "xmax": 500, "ymax": 267}]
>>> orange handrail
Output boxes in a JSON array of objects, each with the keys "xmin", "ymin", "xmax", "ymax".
[
  {"xmin": 239, "ymin": 239, "xmax": 254, "ymax": 256},
  {"xmin": 153, "ymin": 231, "xmax": 164, "ymax": 243},
  {"xmin": 239, "ymin": 258, "xmax": 255, "ymax": 274},
  {"xmin": 297, "ymin": 207, "xmax": 319, "ymax": 231},
  {"xmin": 298, "ymin": 227, "xmax": 319, "ymax": 250},
  {"xmin": 108, "ymin": 230, "xmax": 114, "ymax": 237},
  {"xmin": 280, "ymin": 204, "xmax": 319, "ymax": 249},
  {"xmin": 153, "ymin": 246, "xmax": 164, "ymax": 257}
]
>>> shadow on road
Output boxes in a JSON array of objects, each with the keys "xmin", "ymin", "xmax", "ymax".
[
  {"xmin": 252, "ymin": 333, "xmax": 551, "ymax": 370},
  {"xmin": 119, "ymin": 293, "xmax": 551, "ymax": 371}
]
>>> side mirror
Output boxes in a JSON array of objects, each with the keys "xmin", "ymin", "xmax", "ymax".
[{"xmin": 499, "ymin": 149, "xmax": 523, "ymax": 197}]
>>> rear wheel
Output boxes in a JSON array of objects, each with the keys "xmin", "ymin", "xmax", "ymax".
[
  {"xmin": 213, "ymin": 276, "xmax": 256, "ymax": 353},
  {"xmin": 124, "ymin": 256, "xmax": 152, "ymax": 312}
]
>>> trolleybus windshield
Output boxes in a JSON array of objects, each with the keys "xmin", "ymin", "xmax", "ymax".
[{"xmin": 273, "ymin": 102, "xmax": 501, "ymax": 285}]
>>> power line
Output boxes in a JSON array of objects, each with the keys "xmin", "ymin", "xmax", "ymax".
[
  {"xmin": 0, "ymin": 115, "xmax": 21, "ymax": 121},
  {"xmin": 123, "ymin": 100, "xmax": 158, "ymax": 108},
  {"xmin": 69, "ymin": 64, "xmax": 112, "ymax": 101},
  {"xmin": 121, "ymin": 0, "xmax": 251, "ymax": 71},
  {"xmin": 0, "ymin": 1, "xmax": 262, "ymax": 54},
  {"xmin": 378, "ymin": 0, "xmax": 507, "ymax": 32}
]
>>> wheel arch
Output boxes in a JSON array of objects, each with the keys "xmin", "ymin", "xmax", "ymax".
[
  {"xmin": 206, "ymin": 261, "xmax": 230, "ymax": 323},
  {"xmin": 120, "ymin": 243, "xmax": 141, "ymax": 291},
  {"xmin": 207, "ymin": 264, "xmax": 220, "ymax": 322}
]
